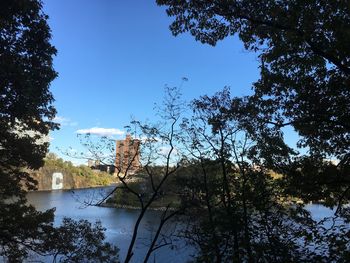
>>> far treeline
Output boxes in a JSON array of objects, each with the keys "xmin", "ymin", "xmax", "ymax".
[
  {"xmin": 31, "ymin": 153, "xmax": 115, "ymax": 190},
  {"xmin": 1, "ymin": 0, "xmax": 349, "ymax": 263}
]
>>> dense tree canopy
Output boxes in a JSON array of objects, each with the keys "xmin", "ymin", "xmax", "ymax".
[
  {"xmin": 166, "ymin": 88, "xmax": 350, "ymax": 262},
  {"xmin": 0, "ymin": 0, "xmax": 58, "ymax": 170},
  {"xmin": 151, "ymin": 2, "xmax": 350, "ymax": 261},
  {"xmin": 156, "ymin": 0, "xmax": 349, "ymax": 154},
  {"xmin": 0, "ymin": 0, "xmax": 58, "ymax": 259},
  {"xmin": 157, "ymin": 0, "xmax": 350, "ymax": 208},
  {"xmin": 0, "ymin": 1, "xmax": 118, "ymax": 261}
]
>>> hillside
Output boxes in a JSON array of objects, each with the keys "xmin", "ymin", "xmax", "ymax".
[{"xmin": 30, "ymin": 153, "xmax": 116, "ymax": 191}]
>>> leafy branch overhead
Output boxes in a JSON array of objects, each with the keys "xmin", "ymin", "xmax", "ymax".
[
  {"xmin": 157, "ymin": 0, "xmax": 349, "ymax": 157},
  {"xmin": 0, "ymin": 1, "xmax": 118, "ymax": 261},
  {"xmin": 157, "ymin": 0, "xmax": 350, "ymax": 209}
]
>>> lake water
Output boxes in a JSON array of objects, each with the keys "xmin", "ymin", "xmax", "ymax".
[
  {"xmin": 26, "ymin": 187, "xmax": 194, "ymax": 263},
  {"xmin": 25, "ymin": 187, "xmax": 339, "ymax": 263}
]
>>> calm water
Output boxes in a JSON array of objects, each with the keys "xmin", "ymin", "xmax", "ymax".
[
  {"xmin": 25, "ymin": 188, "xmax": 338, "ymax": 263},
  {"xmin": 26, "ymin": 187, "xmax": 194, "ymax": 263}
]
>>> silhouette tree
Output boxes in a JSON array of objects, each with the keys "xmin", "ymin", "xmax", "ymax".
[
  {"xmin": 76, "ymin": 85, "xmax": 350, "ymax": 262},
  {"xmin": 0, "ymin": 1, "xmax": 118, "ymax": 261},
  {"xmin": 177, "ymin": 88, "xmax": 350, "ymax": 262},
  {"xmin": 0, "ymin": 0, "xmax": 57, "ymax": 259},
  {"xmin": 80, "ymin": 86, "xmax": 186, "ymax": 263},
  {"xmin": 157, "ymin": 0, "xmax": 350, "ymax": 214}
]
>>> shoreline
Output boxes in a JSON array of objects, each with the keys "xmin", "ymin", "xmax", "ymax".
[
  {"xmin": 99, "ymin": 202, "xmax": 177, "ymax": 211},
  {"xmin": 28, "ymin": 184, "xmax": 117, "ymax": 193}
]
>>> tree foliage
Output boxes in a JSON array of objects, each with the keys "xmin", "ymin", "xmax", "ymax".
[
  {"xmin": 0, "ymin": 1, "xmax": 118, "ymax": 261},
  {"xmin": 177, "ymin": 89, "xmax": 350, "ymax": 262},
  {"xmin": 87, "ymin": 86, "xmax": 185, "ymax": 263},
  {"xmin": 0, "ymin": 0, "xmax": 58, "ymax": 170},
  {"xmin": 0, "ymin": 0, "xmax": 57, "ymax": 259},
  {"xmin": 156, "ymin": 0, "xmax": 350, "ymax": 212},
  {"xmin": 43, "ymin": 218, "xmax": 119, "ymax": 263}
]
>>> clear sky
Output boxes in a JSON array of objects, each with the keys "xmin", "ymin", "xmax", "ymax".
[{"xmin": 42, "ymin": 0, "xmax": 280, "ymax": 164}]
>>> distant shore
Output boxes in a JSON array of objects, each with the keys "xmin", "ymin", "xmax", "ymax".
[
  {"xmin": 99, "ymin": 202, "xmax": 177, "ymax": 211},
  {"xmin": 29, "ymin": 184, "xmax": 116, "ymax": 192}
]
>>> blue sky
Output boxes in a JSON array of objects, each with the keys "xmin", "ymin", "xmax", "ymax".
[{"xmin": 43, "ymin": 1, "xmax": 297, "ymax": 164}]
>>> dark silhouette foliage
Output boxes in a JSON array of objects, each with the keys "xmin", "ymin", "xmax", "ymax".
[
  {"xmin": 177, "ymin": 89, "xmax": 350, "ymax": 262},
  {"xmin": 0, "ymin": 0, "xmax": 58, "ymax": 259},
  {"xmin": 157, "ymin": 0, "xmax": 350, "ymax": 214},
  {"xmin": 0, "ymin": 1, "xmax": 118, "ymax": 261}
]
